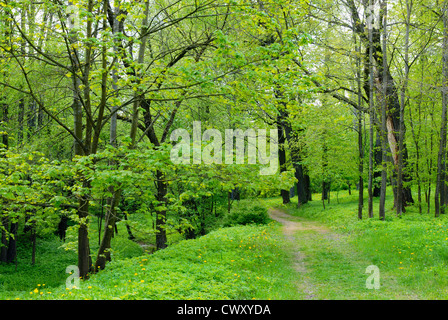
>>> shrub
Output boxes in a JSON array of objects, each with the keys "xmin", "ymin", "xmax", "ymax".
[{"xmin": 223, "ymin": 201, "xmax": 270, "ymax": 227}]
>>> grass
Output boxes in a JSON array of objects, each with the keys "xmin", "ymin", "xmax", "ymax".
[
  {"xmin": 0, "ymin": 235, "xmax": 77, "ymax": 294},
  {"xmin": 267, "ymin": 186, "xmax": 448, "ymax": 299},
  {"xmin": 0, "ymin": 220, "xmax": 299, "ymax": 300},
  {"xmin": 4, "ymin": 186, "xmax": 448, "ymax": 300}
]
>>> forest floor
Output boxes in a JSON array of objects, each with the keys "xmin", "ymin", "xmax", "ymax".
[
  {"xmin": 4, "ymin": 189, "xmax": 448, "ymax": 300},
  {"xmin": 268, "ymin": 205, "xmax": 423, "ymax": 299}
]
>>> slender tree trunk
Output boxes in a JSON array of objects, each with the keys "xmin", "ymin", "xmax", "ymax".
[
  {"xmin": 77, "ymin": 187, "xmax": 91, "ymax": 278},
  {"xmin": 396, "ymin": 0, "xmax": 411, "ymax": 216},
  {"xmin": 355, "ymin": 32, "xmax": 364, "ymax": 219},
  {"xmin": 130, "ymin": 0, "xmax": 150, "ymax": 146},
  {"xmin": 379, "ymin": 0, "xmax": 388, "ymax": 221},
  {"xmin": 94, "ymin": 188, "xmax": 121, "ymax": 271},
  {"xmin": 435, "ymin": 0, "xmax": 448, "ymax": 217},
  {"xmin": 321, "ymin": 129, "xmax": 329, "ymax": 203},
  {"xmin": 277, "ymin": 115, "xmax": 290, "ymax": 204},
  {"xmin": 94, "ymin": 0, "xmax": 126, "ymax": 271},
  {"xmin": 283, "ymin": 118, "xmax": 307, "ymax": 207},
  {"xmin": 6, "ymin": 221, "xmax": 18, "ymax": 264},
  {"xmin": 408, "ymin": 58, "xmax": 424, "ymax": 213},
  {"xmin": 427, "ymin": 109, "xmax": 435, "ymax": 214},
  {"xmin": 17, "ymin": 98, "xmax": 24, "ymax": 144},
  {"xmin": 155, "ymin": 170, "xmax": 168, "ymax": 249},
  {"xmin": 66, "ymin": 0, "xmax": 91, "ymax": 278},
  {"xmin": 367, "ymin": 0, "xmax": 375, "ymax": 218}
]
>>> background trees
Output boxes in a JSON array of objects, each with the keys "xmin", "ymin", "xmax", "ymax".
[{"xmin": 0, "ymin": 0, "xmax": 448, "ymax": 280}]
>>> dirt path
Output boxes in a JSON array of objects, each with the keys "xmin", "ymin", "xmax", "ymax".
[
  {"xmin": 268, "ymin": 207, "xmax": 421, "ymax": 300},
  {"xmin": 268, "ymin": 208, "xmax": 329, "ymax": 299},
  {"xmin": 269, "ymin": 208, "xmax": 316, "ymax": 300}
]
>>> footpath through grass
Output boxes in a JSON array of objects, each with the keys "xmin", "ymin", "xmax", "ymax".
[{"xmin": 266, "ymin": 187, "xmax": 448, "ymax": 299}]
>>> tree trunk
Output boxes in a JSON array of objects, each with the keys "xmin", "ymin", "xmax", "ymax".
[
  {"xmin": 321, "ymin": 130, "xmax": 329, "ymax": 202},
  {"xmin": 94, "ymin": 188, "xmax": 121, "ymax": 271},
  {"xmin": 17, "ymin": 98, "xmax": 24, "ymax": 144},
  {"xmin": 6, "ymin": 221, "xmax": 18, "ymax": 264},
  {"xmin": 77, "ymin": 185, "xmax": 92, "ymax": 279},
  {"xmin": 283, "ymin": 121, "xmax": 308, "ymax": 207},
  {"xmin": 304, "ymin": 173, "xmax": 312, "ymax": 201},
  {"xmin": 355, "ymin": 31, "xmax": 363, "ymax": 219},
  {"xmin": 378, "ymin": 0, "xmax": 388, "ymax": 221},
  {"xmin": 276, "ymin": 111, "xmax": 290, "ymax": 204},
  {"xmin": 435, "ymin": 0, "xmax": 448, "ymax": 217},
  {"xmin": 155, "ymin": 170, "xmax": 168, "ymax": 250},
  {"xmin": 373, "ymin": 134, "xmax": 382, "ymax": 197},
  {"xmin": 93, "ymin": 0, "xmax": 123, "ymax": 273},
  {"xmin": 396, "ymin": 0, "xmax": 411, "ymax": 216},
  {"xmin": 27, "ymin": 100, "xmax": 36, "ymax": 139}
]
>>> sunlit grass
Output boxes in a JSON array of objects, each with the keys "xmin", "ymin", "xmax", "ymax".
[{"xmin": 270, "ymin": 186, "xmax": 448, "ymax": 299}]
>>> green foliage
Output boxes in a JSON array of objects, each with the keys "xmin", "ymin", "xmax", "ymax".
[{"xmin": 223, "ymin": 200, "xmax": 270, "ymax": 227}]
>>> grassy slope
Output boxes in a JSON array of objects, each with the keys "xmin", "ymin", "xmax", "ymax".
[{"xmin": 0, "ymin": 222, "xmax": 299, "ymax": 300}]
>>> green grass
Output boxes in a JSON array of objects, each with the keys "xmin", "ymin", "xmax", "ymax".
[
  {"xmin": 0, "ymin": 222, "xmax": 299, "ymax": 300},
  {"xmin": 266, "ymin": 187, "xmax": 448, "ymax": 299},
  {"xmin": 5, "ymin": 186, "xmax": 448, "ymax": 300},
  {"xmin": 0, "ymin": 235, "xmax": 77, "ymax": 294}
]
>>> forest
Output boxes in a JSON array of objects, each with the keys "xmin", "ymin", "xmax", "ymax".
[{"xmin": 1, "ymin": 0, "xmax": 448, "ymax": 301}]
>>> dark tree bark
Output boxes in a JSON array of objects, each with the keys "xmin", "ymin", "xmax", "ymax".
[
  {"xmin": 77, "ymin": 181, "xmax": 92, "ymax": 279},
  {"xmin": 155, "ymin": 170, "xmax": 168, "ymax": 250},
  {"xmin": 304, "ymin": 174, "xmax": 312, "ymax": 201},
  {"xmin": 57, "ymin": 215, "xmax": 68, "ymax": 241},
  {"xmin": 435, "ymin": 0, "xmax": 448, "ymax": 217},
  {"xmin": 6, "ymin": 221, "xmax": 18, "ymax": 264},
  {"xmin": 321, "ymin": 130, "xmax": 330, "ymax": 203},
  {"xmin": 283, "ymin": 121, "xmax": 308, "ymax": 207},
  {"xmin": 277, "ymin": 117, "xmax": 290, "ymax": 205},
  {"xmin": 354, "ymin": 31, "xmax": 364, "ymax": 219},
  {"xmin": 94, "ymin": 188, "xmax": 121, "ymax": 271},
  {"xmin": 378, "ymin": 0, "xmax": 388, "ymax": 221},
  {"xmin": 27, "ymin": 100, "xmax": 36, "ymax": 139},
  {"xmin": 373, "ymin": 134, "xmax": 382, "ymax": 197}
]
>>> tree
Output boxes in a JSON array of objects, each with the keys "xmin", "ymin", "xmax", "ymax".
[{"xmin": 435, "ymin": 0, "xmax": 448, "ymax": 217}]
